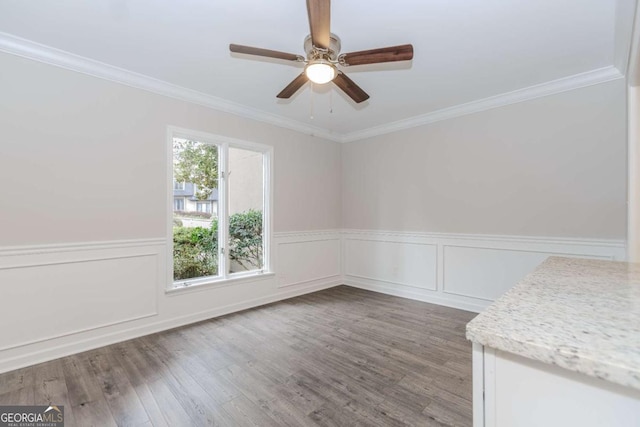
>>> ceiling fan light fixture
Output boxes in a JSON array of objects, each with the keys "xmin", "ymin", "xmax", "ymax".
[{"xmin": 305, "ymin": 60, "xmax": 336, "ymax": 84}]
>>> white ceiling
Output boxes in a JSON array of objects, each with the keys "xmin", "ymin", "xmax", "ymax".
[{"xmin": 0, "ymin": 0, "xmax": 626, "ymax": 138}]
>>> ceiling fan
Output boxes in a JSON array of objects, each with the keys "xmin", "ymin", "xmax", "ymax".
[{"xmin": 229, "ymin": 0, "xmax": 414, "ymax": 104}]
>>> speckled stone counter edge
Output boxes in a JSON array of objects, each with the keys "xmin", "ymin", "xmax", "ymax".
[{"xmin": 466, "ymin": 256, "xmax": 640, "ymax": 391}]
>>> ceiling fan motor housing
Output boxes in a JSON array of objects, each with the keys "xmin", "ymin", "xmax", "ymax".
[{"xmin": 304, "ymin": 33, "xmax": 341, "ymax": 61}]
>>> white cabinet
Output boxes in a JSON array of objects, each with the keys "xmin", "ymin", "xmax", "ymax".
[{"xmin": 472, "ymin": 343, "xmax": 640, "ymax": 427}]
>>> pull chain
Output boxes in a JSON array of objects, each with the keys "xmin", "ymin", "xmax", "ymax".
[
  {"xmin": 309, "ymin": 82, "xmax": 314, "ymax": 120},
  {"xmin": 329, "ymin": 86, "xmax": 333, "ymax": 114}
]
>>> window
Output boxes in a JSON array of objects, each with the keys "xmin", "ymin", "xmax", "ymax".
[
  {"xmin": 168, "ymin": 127, "xmax": 271, "ymax": 289},
  {"xmin": 196, "ymin": 201, "xmax": 211, "ymax": 213},
  {"xmin": 173, "ymin": 180, "xmax": 185, "ymax": 190}
]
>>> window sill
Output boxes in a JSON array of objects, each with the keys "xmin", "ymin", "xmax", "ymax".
[{"xmin": 165, "ymin": 271, "xmax": 275, "ymax": 296}]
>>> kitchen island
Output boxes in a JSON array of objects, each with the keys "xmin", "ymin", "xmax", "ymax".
[{"xmin": 466, "ymin": 256, "xmax": 640, "ymax": 427}]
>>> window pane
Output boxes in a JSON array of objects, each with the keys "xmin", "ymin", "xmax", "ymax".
[
  {"xmin": 172, "ymin": 138, "xmax": 219, "ymax": 281},
  {"xmin": 228, "ymin": 146, "xmax": 264, "ymax": 274}
]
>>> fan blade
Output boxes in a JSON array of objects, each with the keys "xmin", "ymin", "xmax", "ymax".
[
  {"xmin": 306, "ymin": 0, "xmax": 330, "ymax": 49},
  {"xmin": 333, "ymin": 72, "xmax": 369, "ymax": 104},
  {"xmin": 277, "ymin": 73, "xmax": 309, "ymax": 99},
  {"xmin": 340, "ymin": 44, "xmax": 414, "ymax": 66},
  {"xmin": 230, "ymin": 44, "xmax": 303, "ymax": 62}
]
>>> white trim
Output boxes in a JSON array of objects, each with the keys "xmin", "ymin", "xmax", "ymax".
[
  {"xmin": 0, "ymin": 32, "xmax": 625, "ymax": 143},
  {"xmin": 340, "ymin": 67, "xmax": 623, "ymax": 142},
  {"xmin": 264, "ymin": 141, "xmax": 274, "ymax": 273},
  {"xmin": 345, "ymin": 273, "xmax": 437, "ymax": 292},
  {"xmin": 277, "ymin": 274, "xmax": 342, "ymax": 289},
  {"xmin": 166, "ymin": 272, "xmax": 276, "ymax": 296},
  {"xmin": 273, "ymin": 229, "xmax": 340, "ymax": 239},
  {"xmin": 0, "ymin": 252, "xmax": 159, "ymax": 273},
  {"xmin": 341, "ymin": 229, "xmax": 626, "ymax": 249},
  {"xmin": 165, "ymin": 126, "xmax": 175, "ymax": 289},
  {"xmin": 0, "ymin": 237, "xmax": 165, "ymax": 256},
  {"xmin": 219, "ymin": 136, "xmax": 229, "ymax": 278},
  {"xmin": 344, "ymin": 278, "xmax": 488, "ymax": 313}
]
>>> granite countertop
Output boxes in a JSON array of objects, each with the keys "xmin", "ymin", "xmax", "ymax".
[{"xmin": 466, "ymin": 256, "xmax": 640, "ymax": 391}]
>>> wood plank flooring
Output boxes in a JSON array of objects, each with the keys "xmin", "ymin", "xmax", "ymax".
[{"xmin": 0, "ymin": 286, "xmax": 476, "ymax": 426}]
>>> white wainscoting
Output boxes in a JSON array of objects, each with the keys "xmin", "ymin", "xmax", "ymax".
[
  {"xmin": 0, "ymin": 229, "xmax": 628, "ymax": 373},
  {"xmin": 274, "ymin": 230, "xmax": 342, "ymax": 288},
  {"xmin": 0, "ymin": 239, "xmax": 164, "ymax": 352},
  {"xmin": 342, "ymin": 230, "xmax": 627, "ymax": 312},
  {"xmin": 0, "ymin": 231, "xmax": 343, "ymax": 373}
]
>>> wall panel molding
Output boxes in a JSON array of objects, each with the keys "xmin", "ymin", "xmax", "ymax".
[
  {"xmin": 274, "ymin": 230, "xmax": 342, "ymax": 288},
  {"xmin": 344, "ymin": 238, "xmax": 437, "ymax": 290},
  {"xmin": 0, "ymin": 239, "xmax": 165, "ymax": 352},
  {"xmin": 342, "ymin": 229, "xmax": 626, "ymax": 312}
]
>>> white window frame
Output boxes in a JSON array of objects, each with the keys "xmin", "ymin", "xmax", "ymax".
[
  {"xmin": 166, "ymin": 126, "xmax": 273, "ymax": 291},
  {"xmin": 173, "ymin": 180, "xmax": 185, "ymax": 190}
]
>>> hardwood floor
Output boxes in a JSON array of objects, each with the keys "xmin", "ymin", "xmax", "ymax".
[{"xmin": 0, "ymin": 286, "xmax": 477, "ymax": 426}]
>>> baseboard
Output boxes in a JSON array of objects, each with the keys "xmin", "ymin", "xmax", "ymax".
[
  {"xmin": 0, "ymin": 278, "xmax": 341, "ymax": 374},
  {"xmin": 344, "ymin": 278, "xmax": 488, "ymax": 313}
]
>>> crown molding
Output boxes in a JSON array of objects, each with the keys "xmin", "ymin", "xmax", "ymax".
[
  {"xmin": 340, "ymin": 66, "xmax": 623, "ymax": 143},
  {"xmin": 0, "ymin": 32, "xmax": 624, "ymax": 144},
  {"xmin": 0, "ymin": 32, "xmax": 342, "ymax": 143}
]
